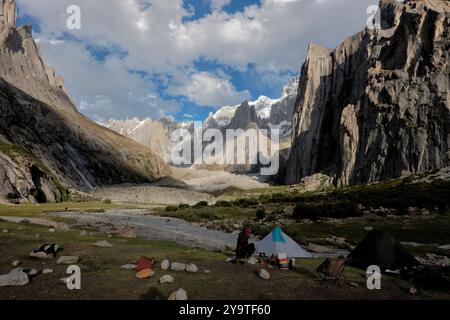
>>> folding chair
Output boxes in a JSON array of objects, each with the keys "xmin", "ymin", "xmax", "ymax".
[{"xmin": 316, "ymin": 256, "xmax": 347, "ymax": 288}]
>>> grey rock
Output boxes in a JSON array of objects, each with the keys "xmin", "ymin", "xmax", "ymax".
[
  {"xmin": 120, "ymin": 264, "xmax": 137, "ymax": 270},
  {"xmin": 28, "ymin": 269, "xmax": 38, "ymax": 276},
  {"xmin": 168, "ymin": 288, "xmax": 188, "ymax": 300},
  {"xmin": 80, "ymin": 230, "xmax": 88, "ymax": 236},
  {"xmin": 0, "ymin": 271, "xmax": 29, "ymax": 287},
  {"xmin": 170, "ymin": 262, "xmax": 187, "ymax": 272},
  {"xmin": 11, "ymin": 260, "xmax": 21, "ymax": 267},
  {"xmin": 0, "ymin": 0, "xmax": 169, "ymax": 204},
  {"xmin": 159, "ymin": 275, "xmax": 175, "ymax": 284},
  {"xmin": 160, "ymin": 259, "xmax": 170, "ymax": 271},
  {"xmin": 30, "ymin": 251, "xmax": 53, "ymax": 260},
  {"xmin": 185, "ymin": 263, "xmax": 199, "ymax": 273},
  {"xmin": 42, "ymin": 269, "xmax": 53, "ymax": 275},
  {"xmin": 93, "ymin": 240, "xmax": 113, "ymax": 248},
  {"xmin": 57, "ymin": 256, "xmax": 79, "ymax": 265},
  {"xmin": 286, "ymin": 0, "xmax": 450, "ymax": 186},
  {"xmin": 259, "ymin": 269, "xmax": 270, "ymax": 280},
  {"xmin": 308, "ymin": 243, "xmax": 333, "ymax": 254}
]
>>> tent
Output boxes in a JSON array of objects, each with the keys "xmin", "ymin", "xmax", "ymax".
[
  {"xmin": 347, "ymin": 230, "xmax": 419, "ymax": 270},
  {"xmin": 255, "ymin": 226, "xmax": 312, "ymax": 258}
]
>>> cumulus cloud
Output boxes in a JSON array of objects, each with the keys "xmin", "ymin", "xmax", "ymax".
[
  {"xmin": 17, "ymin": 0, "xmax": 376, "ymax": 119},
  {"xmin": 168, "ymin": 71, "xmax": 250, "ymax": 107},
  {"xmin": 210, "ymin": 0, "xmax": 231, "ymax": 12}
]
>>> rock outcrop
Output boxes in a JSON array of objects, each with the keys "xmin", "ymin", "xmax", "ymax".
[
  {"xmin": 0, "ymin": 1, "xmax": 169, "ymax": 203},
  {"xmin": 287, "ymin": 0, "xmax": 450, "ymax": 186},
  {"xmin": 0, "ymin": 0, "xmax": 75, "ymax": 112}
]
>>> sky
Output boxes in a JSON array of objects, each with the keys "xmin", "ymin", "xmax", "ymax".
[{"xmin": 16, "ymin": 0, "xmax": 377, "ymax": 123}]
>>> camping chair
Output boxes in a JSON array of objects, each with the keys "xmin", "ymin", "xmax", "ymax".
[{"xmin": 316, "ymin": 256, "xmax": 347, "ymax": 288}]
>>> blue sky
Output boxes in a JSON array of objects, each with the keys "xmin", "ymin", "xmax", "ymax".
[{"xmin": 16, "ymin": 0, "xmax": 375, "ymax": 123}]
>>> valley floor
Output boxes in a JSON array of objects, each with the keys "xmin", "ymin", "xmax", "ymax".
[{"xmin": 0, "ymin": 202, "xmax": 450, "ymax": 300}]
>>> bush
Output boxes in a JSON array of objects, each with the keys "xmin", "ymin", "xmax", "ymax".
[
  {"xmin": 165, "ymin": 205, "xmax": 178, "ymax": 212},
  {"xmin": 292, "ymin": 204, "xmax": 321, "ymax": 221},
  {"xmin": 193, "ymin": 201, "xmax": 209, "ymax": 208},
  {"xmin": 214, "ymin": 200, "xmax": 232, "ymax": 207},
  {"xmin": 178, "ymin": 203, "xmax": 190, "ymax": 209},
  {"xmin": 200, "ymin": 212, "xmax": 218, "ymax": 220},
  {"xmin": 255, "ymin": 208, "xmax": 266, "ymax": 220},
  {"xmin": 236, "ymin": 198, "xmax": 258, "ymax": 208},
  {"xmin": 103, "ymin": 199, "xmax": 112, "ymax": 204}
]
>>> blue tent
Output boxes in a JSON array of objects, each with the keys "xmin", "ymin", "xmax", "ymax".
[{"xmin": 255, "ymin": 226, "xmax": 312, "ymax": 258}]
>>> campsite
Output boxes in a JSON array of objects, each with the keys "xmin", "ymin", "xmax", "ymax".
[{"xmin": 1, "ymin": 201, "xmax": 450, "ymax": 300}]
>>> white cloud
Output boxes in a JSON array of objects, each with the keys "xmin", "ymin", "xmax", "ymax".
[
  {"xmin": 168, "ymin": 71, "xmax": 250, "ymax": 107},
  {"xmin": 210, "ymin": 0, "xmax": 231, "ymax": 12},
  {"xmin": 17, "ymin": 0, "xmax": 376, "ymax": 119}
]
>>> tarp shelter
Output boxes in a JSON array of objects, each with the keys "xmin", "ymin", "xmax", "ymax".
[
  {"xmin": 347, "ymin": 230, "xmax": 419, "ymax": 270},
  {"xmin": 136, "ymin": 256, "xmax": 155, "ymax": 272},
  {"xmin": 255, "ymin": 226, "xmax": 312, "ymax": 258}
]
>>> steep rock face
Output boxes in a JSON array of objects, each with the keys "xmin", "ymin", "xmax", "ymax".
[
  {"xmin": 287, "ymin": 0, "xmax": 450, "ymax": 186},
  {"xmin": 0, "ymin": 0, "xmax": 76, "ymax": 112},
  {"xmin": 106, "ymin": 117, "xmax": 191, "ymax": 163},
  {"xmin": 226, "ymin": 101, "xmax": 265, "ymax": 131},
  {"xmin": 0, "ymin": 1, "xmax": 169, "ymax": 203},
  {"xmin": 0, "ymin": 79, "xmax": 169, "ymax": 203}
]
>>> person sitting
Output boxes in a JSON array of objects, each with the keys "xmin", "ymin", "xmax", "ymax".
[{"xmin": 235, "ymin": 227, "xmax": 255, "ymax": 260}]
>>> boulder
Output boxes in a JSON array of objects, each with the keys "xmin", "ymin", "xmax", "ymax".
[
  {"xmin": 115, "ymin": 227, "xmax": 136, "ymax": 239},
  {"xmin": 170, "ymin": 262, "xmax": 186, "ymax": 272},
  {"xmin": 308, "ymin": 243, "xmax": 333, "ymax": 254},
  {"xmin": 136, "ymin": 268, "xmax": 155, "ymax": 279},
  {"xmin": 160, "ymin": 259, "xmax": 170, "ymax": 271},
  {"xmin": 28, "ymin": 269, "xmax": 38, "ymax": 277},
  {"xmin": 0, "ymin": 271, "xmax": 29, "ymax": 287},
  {"xmin": 259, "ymin": 269, "xmax": 270, "ymax": 280},
  {"xmin": 29, "ymin": 251, "xmax": 53, "ymax": 259},
  {"xmin": 80, "ymin": 230, "xmax": 88, "ymax": 236},
  {"xmin": 168, "ymin": 288, "xmax": 188, "ymax": 300},
  {"xmin": 57, "ymin": 256, "xmax": 80, "ymax": 265},
  {"xmin": 42, "ymin": 269, "xmax": 53, "ymax": 275},
  {"xmin": 185, "ymin": 263, "xmax": 199, "ymax": 273},
  {"xmin": 93, "ymin": 240, "xmax": 113, "ymax": 248},
  {"xmin": 11, "ymin": 260, "xmax": 21, "ymax": 267},
  {"xmin": 48, "ymin": 227, "xmax": 56, "ymax": 233},
  {"xmin": 247, "ymin": 257, "xmax": 258, "ymax": 265},
  {"xmin": 121, "ymin": 264, "xmax": 137, "ymax": 270},
  {"xmin": 2, "ymin": 229, "xmax": 8, "ymax": 233},
  {"xmin": 159, "ymin": 275, "xmax": 175, "ymax": 284}
]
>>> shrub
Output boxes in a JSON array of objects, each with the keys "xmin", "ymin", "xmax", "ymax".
[
  {"xmin": 165, "ymin": 205, "xmax": 178, "ymax": 212},
  {"xmin": 214, "ymin": 200, "xmax": 232, "ymax": 207},
  {"xmin": 200, "ymin": 212, "xmax": 218, "ymax": 220},
  {"xmin": 103, "ymin": 199, "xmax": 112, "ymax": 204},
  {"xmin": 193, "ymin": 201, "xmax": 209, "ymax": 208},
  {"xmin": 292, "ymin": 203, "xmax": 321, "ymax": 221},
  {"xmin": 236, "ymin": 198, "xmax": 258, "ymax": 208},
  {"xmin": 255, "ymin": 208, "xmax": 266, "ymax": 220},
  {"xmin": 178, "ymin": 203, "xmax": 190, "ymax": 209}
]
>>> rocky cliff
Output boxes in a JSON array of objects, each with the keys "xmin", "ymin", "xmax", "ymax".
[
  {"xmin": 0, "ymin": 1, "xmax": 168, "ymax": 203},
  {"xmin": 286, "ymin": 0, "xmax": 450, "ymax": 186}
]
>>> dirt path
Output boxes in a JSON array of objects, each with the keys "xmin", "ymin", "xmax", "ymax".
[{"xmin": 52, "ymin": 209, "xmax": 239, "ymax": 251}]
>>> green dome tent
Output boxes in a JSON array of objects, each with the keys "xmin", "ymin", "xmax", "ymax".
[{"xmin": 348, "ymin": 230, "xmax": 419, "ymax": 271}]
